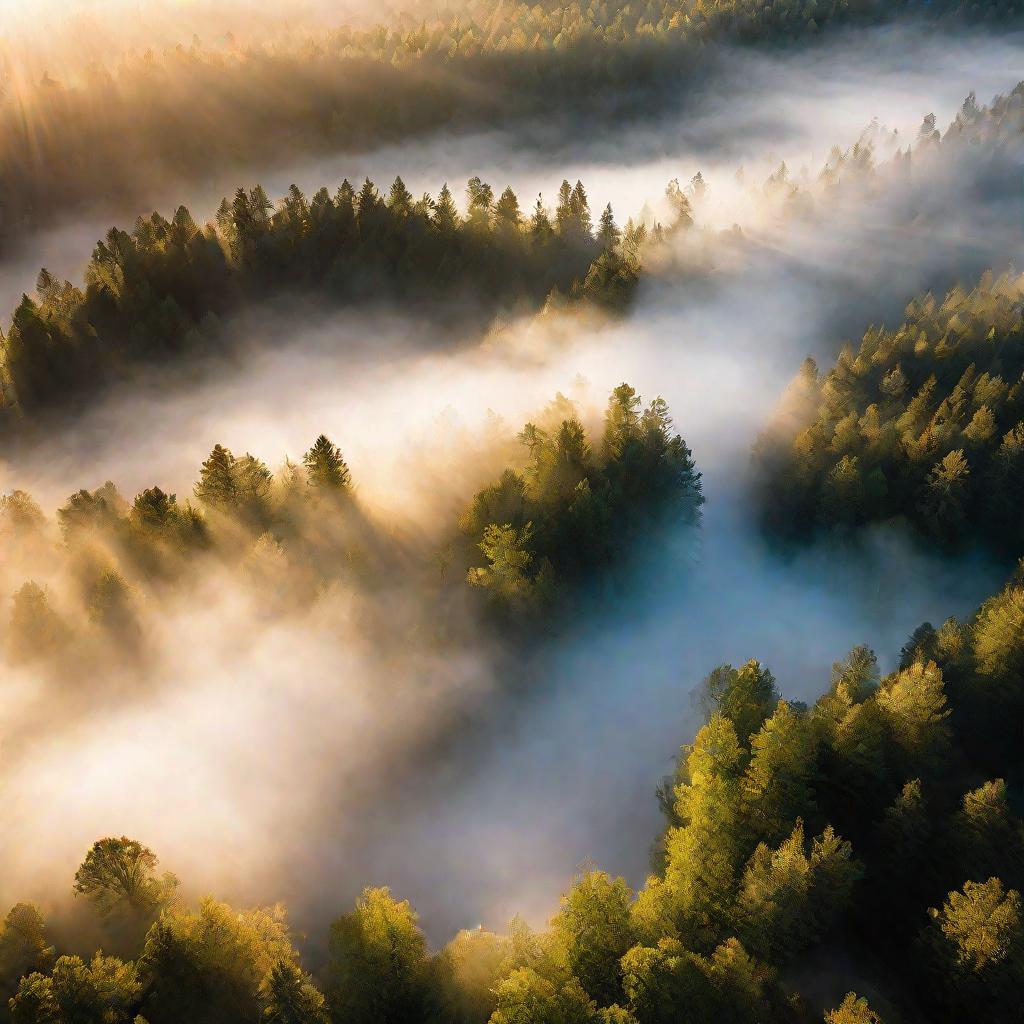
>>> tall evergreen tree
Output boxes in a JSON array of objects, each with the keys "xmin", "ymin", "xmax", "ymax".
[
  {"xmin": 262, "ymin": 961, "xmax": 329, "ymax": 1024},
  {"xmin": 194, "ymin": 444, "xmax": 238, "ymax": 509},
  {"xmin": 597, "ymin": 203, "xmax": 620, "ymax": 249},
  {"xmin": 303, "ymin": 435, "xmax": 351, "ymax": 492},
  {"xmin": 433, "ymin": 184, "xmax": 460, "ymax": 233}
]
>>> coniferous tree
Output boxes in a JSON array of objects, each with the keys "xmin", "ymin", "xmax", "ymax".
[
  {"xmin": 194, "ymin": 444, "xmax": 238, "ymax": 510},
  {"xmin": 597, "ymin": 204, "xmax": 620, "ymax": 250},
  {"xmin": 262, "ymin": 961, "xmax": 329, "ymax": 1024},
  {"xmin": 433, "ymin": 184, "xmax": 460, "ymax": 233},
  {"xmin": 302, "ymin": 436, "xmax": 351, "ymax": 493}
]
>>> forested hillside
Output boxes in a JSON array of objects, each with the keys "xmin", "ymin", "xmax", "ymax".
[
  {"xmin": 755, "ymin": 269, "xmax": 1024, "ymax": 554},
  {"xmin": 1, "ymin": 0, "xmax": 1018, "ymax": 247},
  {"xmin": 0, "ymin": 175, "xmax": 653, "ymax": 429},
  {"xmin": 2, "ymin": 563, "xmax": 1023, "ymax": 1022}
]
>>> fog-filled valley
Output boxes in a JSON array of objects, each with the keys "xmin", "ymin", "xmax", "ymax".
[{"xmin": 3, "ymin": 3, "xmax": 1024, "ymax": 1023}]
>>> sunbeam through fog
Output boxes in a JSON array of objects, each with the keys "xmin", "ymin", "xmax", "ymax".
[{"xmin": 3, "ymin": 3, "xmax": 1024, "ymax": 1021}]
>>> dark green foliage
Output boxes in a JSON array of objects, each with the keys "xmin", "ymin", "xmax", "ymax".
[
  {"xmin": 303, "ymin": 436, "xmax": 351, "ymax": 494},
  {"xmin": 461, "ymin": 385, "xmax": 703, "ymax": 619},
  {"xmin": 756, "ymin": 270, "xmax": 1024, "ymax": 555},
  {"xmin": 0, "ymin": 177, "xmax": 633, "ymax": 428}
]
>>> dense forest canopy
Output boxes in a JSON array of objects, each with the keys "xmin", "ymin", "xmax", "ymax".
[
  {"xmin": 2, "ymin": 563, "xmax": 1023, "ymax": 1022},
  {"xmin": 755, "ymin": 269, "xmax": 1024, "ymax": 555},
  {"xmin": 5, "ymin": 73, "xmax": 1023, "ymax": 441},
  {"xmin": 0, "ymin": 173, "xmax": 661, "ymax": 431}
]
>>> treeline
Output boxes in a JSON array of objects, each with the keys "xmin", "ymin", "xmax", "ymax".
[
  {"xmin": 1, "ymin": 385, "xmax": 702, "ymax": 664},
  {"xmin": 0, "ymin": 175, "xmax": 654, "ymax": 429},
  {"xmin": 1, "ymin": 0, "xmax": 1017, "ymax": 247},
  {"xmin": 736, "ymin": 83, "xmax": 1024, "ymax": 215},
  {"xmin": 932, "ymin": 80, "xmax": 1024, "ymax": 151},
  {"xmin": 459, "ymin": 384, "xmax": 704, "ymax": 621},
  {"xmin": 4, "ymin": 563, "xmax": 1024, "ymax": 1022},
  {"xmin": 755, "ymin": 269, "xmax": 1024, "ymax": 554}
]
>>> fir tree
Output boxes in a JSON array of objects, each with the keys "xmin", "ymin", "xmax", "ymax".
[
  {"xmin": 194, "ymin": 444, "xmax": 238, "ymax": 509},
  {"xmin": 303, "ymin": 435, "xmax": 351, "ymax": 492}
]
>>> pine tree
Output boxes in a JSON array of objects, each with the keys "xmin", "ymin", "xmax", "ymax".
[
  {"xmin": 570, "ymin": 180, "xmax": 593, "ymax": 236},
  {"xmin": 284, "ymin": 185, "xmax": 310, "ymax": 229},
  {"xmin": 387, "ymin": 176, "xmax": 413, "ymax": 218},
  {"xmin": 494, "ymin": 186, "xmax": 522, "ymax": 230},
  {"xmin": 194, "ymin": 444, "xmax": 238, "ymax": 509},
  {"xmin": 303, "ymin": 435, "xmax": 351, "ymax": 492},
  {"xmin": 529, "ymin": 195, "xmax": 553, "ymax": 246},
  {"xmin": 602, "ymin": 383, "xmax": 642, "ymax": 461},
  {"xmin": 555, "ymin": 179, "xmax": 574, "ymax": 236},
  {"xmin": 597, "ymin": 203, "xmax": 620, "ymax": 249},
  {"xmin": 877, "ymin": 660, "xmax": 951, "ymax": 763},
  {"xmin": 262, "ymin": 960, "xmax": 329, "ymax": 1024},
  {"xmin": 356, "ymin": 179, "xmax": 382, "ymax": 233},
  {"xmin": 335, "ymin": 180, "xmax": 356, "ymax": 220},
  {"xmin": 433, "ymin": 184, "xmax": 459, "ymax": 233}
]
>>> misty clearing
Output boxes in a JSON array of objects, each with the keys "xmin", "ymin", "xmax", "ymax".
[{"xmin": 2, "ymin": 2, "xmax": 1024, "ymax": 1023}]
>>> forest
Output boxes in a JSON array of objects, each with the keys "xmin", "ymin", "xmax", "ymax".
[
  {"xmin": 2, "ymin": 0, "xmax": 1024, "ymax": 1022},
  {"xmin": 1, "ymin": 0, "xmax": 1017, "ymax": 250},
  {"xmin": 755, "ymin": 269, "xmax": 1024, "ymax": 554},
  {"xmin": 0, "ymin": 173, "xmax": 655, "ymax": 427},
  {"xmin": 2, "ymin": 565, "xmax": 1023, "ymax": 1023}
]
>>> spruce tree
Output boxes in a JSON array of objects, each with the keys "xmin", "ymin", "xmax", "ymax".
[
  {"xmin": 555, "ymin": 180, "xmax": 574, "ymax": 236},
  {"xmin": 303, "ymin": 435, "xmax": 351, "ymax": 492},
  {"xmin": 194, "ymin": 444, "xmax": 238, "ymax": 509},
  {"xmin": 570, "ymin": 180, "xmax": 593, "ymax": 236},
  {"xmin": 529, "ymin": 195, "xmax": 553, "ymax": 246},
  {"xmin": 494, "ymin": 186, "xmax": 522, "ymax": 230},
  {"xmin": 387, "ymin": 176, "xmax": 413, "ymax": 217},
  {"xmin": 433, "ymin": 184, "xmax": 459, "ymax": 233},
  {"xmin": 597, "ymin": 203, "xmax": 620, "ymax": 249},
  {"xmin": 262, "ymin": 961, "xmax": 329, "ymax": 1024}
]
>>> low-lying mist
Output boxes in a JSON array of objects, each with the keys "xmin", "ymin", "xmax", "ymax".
[
  {"xmin": 2, "ymin": 14, "xmax": 1023, "ymax": 958},
  {"xmin": 0, "ymin": 169, "xmax": 1010, "ymax": 948},
  {"xmin": 3, "ymin": 21, "xmax": 1023, "ymax": 311}
]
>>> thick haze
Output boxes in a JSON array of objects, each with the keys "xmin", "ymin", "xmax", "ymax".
[
  {"xmin": 0, "ymin": 18, "xmax": 1020, "ymax": 948},
  {"xmin": 3, "ymin": 23, "xmax": 1024, "ymax": 311}
]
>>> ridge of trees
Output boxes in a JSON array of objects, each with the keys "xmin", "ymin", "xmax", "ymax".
[
  {"xmin": 1, "ymin": 384, "xmax": 702, "ymax": 666},
  {"xmin": 2, "ymin": 0, "xmax": 1015, "ymax": 248},
  {"xmin": 459, "ymin": 384, "xmax": 704, "ymax": 623},
  {"xmin": 754, "ymin": 267, "xmax": 1024, "ymax": 554},
  {"xmin": 0, "ymin": 176, "xmax": 653, "ymax": 431}
]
